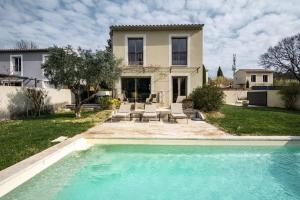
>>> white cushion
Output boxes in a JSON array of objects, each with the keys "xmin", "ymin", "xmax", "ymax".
[
  {"xmin": 143, "ymin": 113, "xmax": 158, "ymax": 117},
  {"xmin": 171, "ymin": 113, "xmax": 187, "ymax": 118},
  {"xmin": 171, "ymin": 103, "xmax": 184, "ymax": 114}
]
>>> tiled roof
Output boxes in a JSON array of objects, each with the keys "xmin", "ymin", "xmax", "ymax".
[
  {"xmin": 110, "ymin": 24, "xmax": 204, "ymax": 31},
  {"xmin": 0, "ymin": 48, "xmax": 49, "ymax": 53},
  {"xmin": 237, "ymin": 69, "xmax": 273, "ymax": 73}
]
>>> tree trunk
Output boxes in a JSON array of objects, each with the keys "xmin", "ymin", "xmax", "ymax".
[{"xmin": 74, "ymin": 92, "xmax": 82, "ymax": 118}]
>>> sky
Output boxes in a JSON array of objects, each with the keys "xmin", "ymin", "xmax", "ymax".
[{"xmin": 1, "ymin": 0, "xmax": 300, "ymax": 78}]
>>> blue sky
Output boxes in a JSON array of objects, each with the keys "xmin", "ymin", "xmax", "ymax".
[{"xmin": 1, "ymin": 0, "xmax": 300, "ymax": 77}]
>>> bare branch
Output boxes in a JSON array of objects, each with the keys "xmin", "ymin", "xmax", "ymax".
[{"xmin": 259, "ymin": 33, "xmax": 300, "ymax": 81}]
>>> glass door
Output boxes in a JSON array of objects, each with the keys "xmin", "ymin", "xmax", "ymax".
[
  {"xmin": 172, "ymin": 76, "xmax": 187, "ymax": 102},
  {"xmin": 121, "ymin": 77, "xmax": 151, "ymax": 103}
]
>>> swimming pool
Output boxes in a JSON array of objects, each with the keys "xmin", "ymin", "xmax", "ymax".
[{"xmin": 3, "ymin": 144, "xmax": 300, "ymax": 200}]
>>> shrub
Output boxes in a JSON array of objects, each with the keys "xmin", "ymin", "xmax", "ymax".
[
  {"xmin": 110, "ymin": 98, "xmax": 121, "ymax": 109},
  {"xmin": 98, "ymin": 97, "xmax": 111, "ymax": 109},
  {"xmin": 190, "ymin": 85, "xmax": 224, "ymax": 112},
  {"xmin": 98, "ymin": 97, "xmax": 121, "ymax": 109},
  {"xmin": 279, "ymin": 83, "xmax": 300, "ymax": 110},
  {"xmin": 182, "ymin": 98, "xmax": 193, "ymax": 110}
]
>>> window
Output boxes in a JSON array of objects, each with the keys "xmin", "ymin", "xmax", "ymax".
[
  {"xmin": 172, "ymin": 37, "xmax": 187, "ymax": 65},
  {"xmin": 263, "ymin": 75, "xmax": 268, "ymax": 82},
  {"xmin": 12, "ymin": 56, "xmax": 22, "ymax": 72},
  {"xmin": 251, "ymin": 75, "xmax": 256, "ymax": 82},
  {"xmin": 128, "ymin": 38, "xmax": 143, "ymax": 65}
]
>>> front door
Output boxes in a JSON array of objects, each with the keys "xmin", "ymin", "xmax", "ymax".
[{"xmin": 172, "ymin": 76, "xmax": 187, "ymax": 102}]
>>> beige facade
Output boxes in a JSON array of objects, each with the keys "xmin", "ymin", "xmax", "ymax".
[
  {"xmin": 111, "ymin": 24, "xmax": 204, "ymax": 106},
  {"xmin": 233, "ymin": 69, "xmax": 273, "ymax": 89}
]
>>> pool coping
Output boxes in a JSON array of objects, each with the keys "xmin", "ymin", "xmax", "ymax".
[
  {"xmin": 0, "ymin": 134, "xmax": 89, "ymax": 198},
  {"xmin": 1, "ymin": 134, "xmax": 300, "ymax": 197}
]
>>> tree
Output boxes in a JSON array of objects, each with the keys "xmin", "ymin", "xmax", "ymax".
[
  {"xmin": 42, "ymin": 45, "xmax": 121, "ymax": 117},
  {"xmin": 210, "ymin": 76, "xmax": 232, "ymax": 88},
  {"xmin": 259, "ymin": 33, "xmax": 300, "ymax": 81},
  {"xmin": 279, "ymin": 82, "xmax": 300, "ymax": 110},
  {"xmin": 217, "ymin": 66, "xmax": 224, "ymax": 77},
  {"xmin": 15, "ymin": 40, "xmax": 38, "ymax": 49},
  {"xmin": 24, "ymin": 88, "xmax": 48, "ymax": 117}
]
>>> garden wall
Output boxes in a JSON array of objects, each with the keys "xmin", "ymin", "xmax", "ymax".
[
  {"xmin": 223, "ymin": 89, "xmax": 300, "ymax": 109},
  {"xmin": 223, "ymin": 90, "xmax": 248, "ymax": 105},
  {"xmin": 0, "ymin": 86, "xmax": 74, "ymax": 120},
  {"xmin": 267, "ymin": 90, "xmax": 300, "ymax": 109}
]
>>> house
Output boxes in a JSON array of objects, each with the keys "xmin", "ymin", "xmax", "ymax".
[
  {"xmin": 110, "ymin": 24, "xmax": 205, "ymax": 106},
  {"xmin": 0, "ymin": 48, "xmax": 50, "ymax": 88},
  {"xmin": 233, "ymin": 69, "xmax": 273, "ymax": 89}
]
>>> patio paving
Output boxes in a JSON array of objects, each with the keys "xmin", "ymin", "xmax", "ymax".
[{"xmin": 84, "ymin": 119, "xmax": 230, "ymax": 139}]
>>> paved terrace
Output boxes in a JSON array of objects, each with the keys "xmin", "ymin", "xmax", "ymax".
[{"xmin": 84, "ymin": 119, "xmax": 230, "ymax": 139}]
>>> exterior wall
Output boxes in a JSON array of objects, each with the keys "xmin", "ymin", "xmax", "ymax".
[
  {"xmin": 233, "ymin": 71, "xmax": 246, "ymax": 88},
  {"xmin": 233, "ymin": 71, "xmax": 273, "ymax": 88},
  {"xmin": 246, "ymin": 72, "xmax": 273, "ymax": 87},
  {"xmin": 223, "ymin": 90, "xmax": 248, "ymax": 105},
  {"xmin": 267, "ymin": 90, "xmax": 300, "ymax": 109},
  {"xmin": 0, "ymin": 86, "xmax": 74, "ymax": 120},
  {"xmin": 224, "ymin": 89, "xmax": 300, "ymax": 109},
  {"xmin": 0, "ymin": 51, "xmax": 49, "ymax": 87},
  {"xmin": 112, "ymin": 29, "xmax": 203, "ymax": 106}
]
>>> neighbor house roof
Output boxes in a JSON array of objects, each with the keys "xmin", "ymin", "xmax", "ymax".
[
  {"xmin": 110, "ymin": 24, "xmax": 204, "ymax": 31},
  {"xmin": 0, "ymin": 48, "xmax": 49, "ymax": 53},
  {"xmin": 237, "ymin": 69, "xmax": 273, "ymax": 73}
]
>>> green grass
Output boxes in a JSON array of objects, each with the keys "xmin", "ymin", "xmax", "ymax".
[
  {"xmin": 206, "ymin": 105, "xmax": 300, "ymax": 136},
  {"xmin": 0, "ymin": 110, "xmax": 111, "ymax": 170}
]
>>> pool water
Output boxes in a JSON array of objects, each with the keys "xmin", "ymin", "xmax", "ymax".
[{"xmin": 3, "ymin": 145, "xmax": 300, "ymax": 200}]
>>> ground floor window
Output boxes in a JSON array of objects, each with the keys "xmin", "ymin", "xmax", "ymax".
[
  {"xmin": 121, "ymin": 77, "xmax": 151, "ymax": 103},
  {"xmin": 172, "ymin": 76, "xmax": 187, "ymax": 102}
]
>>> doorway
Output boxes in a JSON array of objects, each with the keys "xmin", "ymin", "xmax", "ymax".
[
  {"xmin": 121, "ymin": 77, "xmax": 151, "ymax": 103},
  {"xmin": 172, "ymin": 76, "xmax": 187, "ymax": 102}
]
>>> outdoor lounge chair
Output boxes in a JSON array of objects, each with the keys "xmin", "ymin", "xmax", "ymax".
[
  {"xmin": 169, "ymin": 103, "xmax": 188, "ymax": 123},
  {"xmin": 176, "ymin": 96, "xmax": 186, "ymax": 103},
  {"xmin": 111, "ymin": 104, "xmax": 132, "ymax": 122},
  {"xmin": 142, "ymin": 104, "xmax": 159, "ymax": 122}
]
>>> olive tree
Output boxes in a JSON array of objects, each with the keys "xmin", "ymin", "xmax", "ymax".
[{"xmin": 42, "ymin": 45, "xmax": 121, "ymax": 117}]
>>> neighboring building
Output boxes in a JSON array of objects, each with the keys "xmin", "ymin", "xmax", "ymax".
[
  {"xmin": 233, "ymin": 69, "xmax": 273, "ymax": 89},
  {"xmin": 0, "ymin": 48, "xmax": 50, "ymax": 88},
  {"xmin": 110, "ymin": 24, "xmax": 205, "ymax": 106}
]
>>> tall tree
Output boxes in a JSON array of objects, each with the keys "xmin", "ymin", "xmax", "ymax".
[
  {"xmin": 217, "ymin": 66, "xmax": 224, "ymax": 77},
  {"xmin": 259, "ymin": 33, "xmax": 300, "ymax": 81},
  {"xmin": 15, "ymin": 40, "xmax": 38, "ymax": 49},
  {"xmin": 42, "ymin": 45, "xmax": 121, "ymax": 117}
]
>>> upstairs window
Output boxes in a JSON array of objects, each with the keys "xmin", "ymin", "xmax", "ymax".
[
  {"xmin": 128, "ymin": 38, "xmax": 143, "ymax": 65},
  {"xmin": 251, "ymin": 75, "xmax": 256, "ymax": 82},
  {"xmin": 11, "ymin": 56, "xmax": 22, "ymax": 72},
  {"xmin": 263, "ymin": 75, "xmax": 268, "ymax": 82},
  {"xmin": 172, "ymin": 37, "xmax": 187, "ymax": 65}
]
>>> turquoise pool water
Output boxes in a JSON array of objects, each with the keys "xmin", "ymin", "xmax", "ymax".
[{"xmin": 3, "ymin": 144, "xmax": 300, "ymax": 200}]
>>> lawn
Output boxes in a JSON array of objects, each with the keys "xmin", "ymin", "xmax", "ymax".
[
  {"xmin": 206, "ymin": 105, "xmax": 300, "ymax": 136},
  {"xmin": 0, "ymin": 110, "xmax": 111, "ymax": 170}
]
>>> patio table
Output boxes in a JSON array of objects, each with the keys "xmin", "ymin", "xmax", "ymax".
[{"xmin": 130, "ymin": 109, "xmax": 144, "ymax": 121}]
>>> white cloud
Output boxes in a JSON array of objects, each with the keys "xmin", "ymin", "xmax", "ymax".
[{"xmin": 0, "ymin": 0, "xmax": 300, "ymax": 77}]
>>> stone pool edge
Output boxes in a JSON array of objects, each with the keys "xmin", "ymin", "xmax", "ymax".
[
  {"xmin": 0, "ymin": 134, "xmax": 89, "ymax": 198},
  {"xmin": 1, "ymin": 135, "xmax": 300, "ymax": 197}
]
